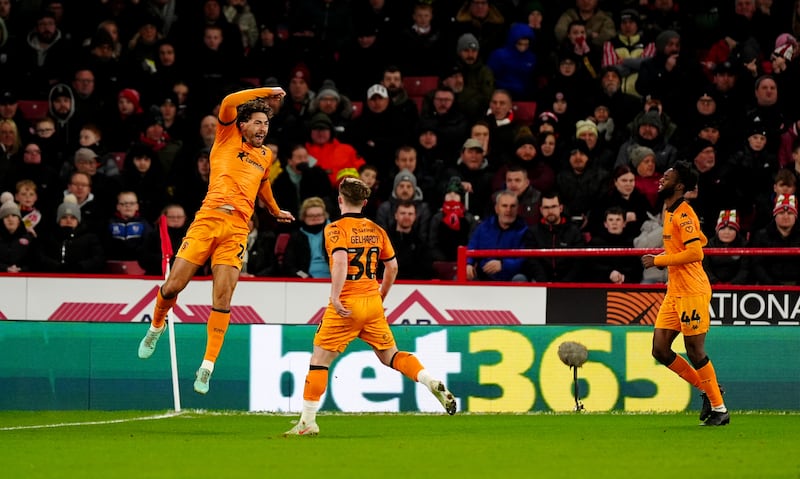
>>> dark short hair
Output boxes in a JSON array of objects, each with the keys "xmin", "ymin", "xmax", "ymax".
[{"xmin": 672, "ymin": 160, "xmax": 699, "ymax": 192}]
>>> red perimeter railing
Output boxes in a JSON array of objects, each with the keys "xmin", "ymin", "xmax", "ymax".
[{"xmin": 454, "ymin": 246, "xmax": 800, "ymax": 282}]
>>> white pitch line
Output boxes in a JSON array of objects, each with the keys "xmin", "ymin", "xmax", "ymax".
[{"xmin": 0, "ymin": 411, "xmax": 186, "ymax": 431}]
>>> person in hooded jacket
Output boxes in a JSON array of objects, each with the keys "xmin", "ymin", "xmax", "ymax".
[{"xmin": 486, "ymin": 22, "xmax": 538, "ymax": 101}]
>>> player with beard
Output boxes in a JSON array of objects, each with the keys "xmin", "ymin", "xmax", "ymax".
[
  {"xmin": 137, "ymin": 86, "xmax": 295, "ymax": 395},
  {"xmin": 641, "ymin": 161, "xmax": 729, "ymax": 426}
]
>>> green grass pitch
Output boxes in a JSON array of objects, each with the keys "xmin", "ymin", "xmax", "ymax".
[{"xmin": 2, "ymin": 410, "xmax": 798, "ymax": 479}]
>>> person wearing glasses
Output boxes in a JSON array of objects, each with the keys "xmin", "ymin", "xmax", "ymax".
[
  {"xmin": 137, "ymin": 85, "xmax": 294, "ymax": 395},
  {"xmin": 103, "ymin": 190, "xmax": 152, "ymax": 262}
]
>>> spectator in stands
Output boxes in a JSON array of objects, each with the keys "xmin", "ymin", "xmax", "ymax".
[
  {"xmin": 591, "ymin": 66, "xmax": 641, "ymax": 136},
  {"xmin": 556, "ymin": 139, "xmax": 609, "ymax": 229},
  {"xmin": 601, "ymin": 9, "xmax": 655, "ymax": 98},
  {"xmin": 386, "ymin": 200, "xmax": 434, "ymax": 280},
  {"xmin": 779, "ymin": 115, "xmax": 800, "ymax": 169},
  {"xmin": 102, "ymin": 88, "xmax": 146, "ymax": 153},
  {"xmin": 539, "ymin": 87, "xmax": 581, "ymax": 141},
  {"xmin": 172, "ymin": 147, "xmax": 210, "ymax": 220},
  {"xmin": 156, "ymin": 91, "xmax": 190, "ymax": 145},
  {"xmin": 743, "ymin": 75, "xmax": 786, "ymax": 155},
  {"xmin": 498, "ymin": 165, "xmax": 541, "ymax": 227},
  {"xmin": 381, "ymin": 65, "xmax": 420, "ymax": 126},
  {"xmin": 558, "ymin": 20, "xmax": 602, "ymax": 80},
  {"xmin": 629, "ymin": 145, "xmax": 662, "ymax": 212},
  {"xmin": 66, "ymin": 147, "xmax": 120, "ymax": 219},
  {"xmin": 587, "ymin": 165, "xmax": 652, "ymax": 239},
  {"xmin": 754, "ymin": 168, "xmax": 797, "ymax": 233},
  {"xmin": 244, "ymin": 23, "xmax": 292, "ymax": 84},
  {"xmin": 8, "ymin": 140, "xmax": 59, "ymax": 217},
  {"xmin": 484, "ymin": 89, "xmax": 523, "ymax": 167},
  {"xmin": 121, "ymin": 143, "xmax": 168, "ymax": 223},
  {"xmin": 189, "ymin": 24, "xmax": 243, "ymax": 114},
  {"xmin": 529, "ymin": 191, "xmax": 584, "ymax": 282},
  {"xmin": 487, "ymin": 22, "xmax": 538, "ymax": 101},
  {"xmin": 13, "ymin": 179, "xmax": 47, "ymax": 238},
  {"xmin": 537, "ymin": 130, "xmax": 561, "ymax": 173},
  {"xmin": 685, "ymin": 138, "xmax": 734, "ymax": 236},
  {"xmin": 707, "ymin": 61, "xmax": 748, "ymax": 133},
  {"xmin": 308, "ymin": 79, "xmax": 353, "ymax": 138},
  {"xmin": 382, "ymin": 145, "xmax": 436, "ymax": 204},
  {"xmin": 137, "ymin": 203, "xmax": 191, "ymax": 276},
  {"xmin": 20, "ymin": 10, "xmax": 75, "ymax": 100},
  {"xmin": 439, "ymin": 138, "xmax": 494, "ymax": 219},
  {"xmin": 454, "ymin": 33, "xmax": 495, "ymax": 123},
  {"xmin": 633, "ymin": 207, "xmax": 668, "ymax": 284},
  {"xmin": 271, "ymin": 144, "xmax": 332, "ymax": 221},
  {"xmin": 223, "ymin": 0, "xmax": 258, "ymax": 52},
  {"xmin": 636, "ymin": 30, "xmax": 703, "ymax": 126},
  {"xmin": 281, "ymin": 196, "xmax": 330, "ymax": 279},
  {"xmin": 465, "ymin": 190, "xmax": 534, "ymax": 282},
  {"xmin": 240, "ymin": 212, "xmax": 279, "ymax": 278},
  {"xmin": 452, "ymin": 0, "xmax": 508, "ymax": 61},
  {"xmin": 283, "ymin": 63, "xmax": 315, "ymax": 136},
  {"xmin": 616, "ymin": 109, "xmax": 678, "ymax": 173},
  {"xmin": 47, "ymin": 84, "xmax": 80, "ymax": 154},
  {"xmin": 78, "ymin": 27, "xmax": 122, "ymax": 102},
  {"xmin": 491, "ymin": 128, "xmax": 555, "ymax": 195},
  {"xmin": 336, "ymin": 21, "xmax": 387, "ymax": 101},
  {"xmin": 521, "ymin": 2, "xmax": 556, "ymax": 82},
  {"xmin": 397, "ymin": 2, "xmax": 446, "ymax": 76},
  {"xmin": 703, "ymin": 209, "xmax": 751, "ymax": 285},
  {"xmin": 418, "ymin": 86, "xmax": 471, "ymax": 162},
  {"xmin": 345, "ymin": 84, "xmax": 407, "ymax": 182},
  {"xmin": 0, "ymin": 89, "xmax": 27, "ymax": 130},
  {"xmin": 770, "ymin": 33, "xmax": 800, "ymax": 117},
  {"xmin": 749, "ymin": 194, "xmax": 800, "ymax": 285},
  {"xmin": 103, "ymin": 190, "xmax": 152, "ymax": 261},
  {"xmin": 575, "ymin": 118, "xmax": 614, "ymax": 172},
  {"xmin": 124, "ymin": 14, "xmax": 163, "ymax": 92},
  {"xmin": 136, "ymin": 106, "xmax": 182, "ymax": 175},
  {"xmin": 358, "ymin": 163, "xmax": 381, "ymax": 219},
  {"xmin": 305, "ymin": 112, "xmax": 365, "ymax": 189},
  {"xmin": 0, "ymin": 118, "xmax": 21, "ymax": 177},
  {"xmin": 0, "ymin": 196, "xmax": 38, "ymax": 273},
  {"xmin": 39, "ymin": 193, "xmax": 104, "ymax": 273},
  {"xmin": 554, "ymin": 0, "xmax": 616, "ymax": 50},
  {"xmin": 586, "ymin": 206, "xmax": 642, "ymax": 284},
  {"xmin": 726, "ymin": 118, "xmax": 780, "ymax": 232},
  {"xmin": 77, "ymin": 123, "xmax": 119, "ymax": 179},
  {"xmin": 376, "ymin": 169, "xmax": 432, "ymax": 245},
  {"xmin": 428, "ymin": 178, "xmax": 476, "ymax": 262}
]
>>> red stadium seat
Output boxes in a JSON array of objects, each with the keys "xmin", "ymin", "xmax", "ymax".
[
  {"xmin": 274, "ymin": 233, "xmax": 291, "ymax": 268},
  {"xmin": 512, "ymin": 102, "xmax": 537, "ymax": 126},
  {"xmin": 351, "ymin": 101, "xmax": 363, "ymax": 119},
  {"xmin": 432, "ymin": 261, "xmax": 458, "ymax": 281},
  {"xmin": 18, "ymin": 100, "xmax": 49, "ymax": 121},
  {"xmin": 105, "ymin": 260, "xmax": 146, "ymax": 275},
  {"xmin": 403, "ymin": 76, "xmax": 438, "ymax": 98}
]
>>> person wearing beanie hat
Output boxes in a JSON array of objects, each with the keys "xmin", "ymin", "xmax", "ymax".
[
  {"xmin": 38, "ymin": 192, "xmax": 105, "ymax": 274},
  {"xmin": 316, "ymin": 79, "xmax": 341, "ymax": 102},
  {"xmin": 641, "ymin": 160, "xmax": 729, "ymax": 426},
  {"xmin": 0, "ymin": 197, "xmax": 37, "ymax": 273},
  {"xmin": 575, "ymin": 119, "xmax": 598, "ymax": 139},
  {"xmin": 704, "ymin": 209, "xmax": 750, "ymax": 285},
  {"xmin": 749, "ymin": 193, "xmax": 800, "ymax": 285},
  {"xmin": 375, "ymin": 168, "xmax": 432, "ymax": 245},
  {"xmin": 312, "ymin": 79, "xmax": 353, "ymax": 136},
  {"xmin": 457, "ymin": 33, "xmax": 479, "ymax": 54},
  {"xmin": 603, "ymin": 8, "xmax": 654, "ymax": 96},
  {"xmin": 629, "ymin": 145, "xmax": 655, "ymax": 169},
  {"xmin": 0, "ymin": 199, "xmax": 21, "ymax": 219},
  {"xmin": 136, "ymin": 82, "xmax": 294, "ymax": 398},
  {"xmin": 309, "ymin": 112, "xmax": 333, "ymax": 130}
]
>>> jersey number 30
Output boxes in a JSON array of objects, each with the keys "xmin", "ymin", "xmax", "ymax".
[{"xmin": 347, "ymin": 246, "xmax": 380, "ymax": 280}]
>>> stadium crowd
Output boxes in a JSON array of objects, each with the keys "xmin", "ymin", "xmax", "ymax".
[{"xmin": 0, "ymin": 0, "xmax": 799, "ymax": 284}]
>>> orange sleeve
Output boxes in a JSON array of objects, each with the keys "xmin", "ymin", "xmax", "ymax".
[
  {"xmin": 257, "ymin": 178, "xmax": 282, "ymax": 217},
  {"xmin": 218, "ymin": 87, "xmax": 285, "ymax": 124}
]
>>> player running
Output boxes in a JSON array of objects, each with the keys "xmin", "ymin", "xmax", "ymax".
[{"xmin": 284, "ymin": 177, "xmax": 456, "ymax": 436}]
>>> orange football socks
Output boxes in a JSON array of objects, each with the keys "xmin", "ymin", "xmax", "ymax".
[
  {"xmin": 303, "ymin": 366, "xmax": 329, "ymax": 401},
  {"xmin": 203, "ymin": 308, "xmax": 230, "ymax": 363},
  {"xmin": 697, "ymin": 360, "xmax": 725, "ymax": 408},
  {"xmin": 151, "ymin": 287, "xmax": 177, "ymax": 330},
  {"xmin": 667, "ymin": 354, "xmax": 702, "ymax": 389},
  {"xmin": 390, "ymin": 351, "xmax": 424, "ymax": 382}
]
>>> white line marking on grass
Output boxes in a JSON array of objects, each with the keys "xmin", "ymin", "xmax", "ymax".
[{"xmin": 0, "ymin": 411, "xmax": 186, "ymax": 431}]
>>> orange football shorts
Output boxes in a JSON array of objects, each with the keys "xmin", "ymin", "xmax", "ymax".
[
  {"xmin": 655, "ymin": 293, "xmax": 711, "ymax": 336},
  {"xmin": 314, "ymin": 294, "xmax": 396, "ymax": 353},
  {"xmin": 176, "ymin": 208, "xmax": 249, "ymax": 269}
]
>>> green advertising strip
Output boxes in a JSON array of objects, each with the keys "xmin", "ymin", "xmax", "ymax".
[{"xmin": 1, "ymin": 322, "xmax": 797, "ymax": 411}]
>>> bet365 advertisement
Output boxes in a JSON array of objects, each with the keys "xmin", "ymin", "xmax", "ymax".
[{"xmin": 0, "ymin": 322, "xmax": 796, "ymax": 411}]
